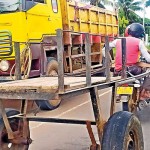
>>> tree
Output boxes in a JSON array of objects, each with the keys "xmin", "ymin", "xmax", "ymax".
[
  {"xmin": 116, "ymin": 0, "xmax": 143, "ymax": 20},
  {"xmin": 146, "ymin": 0, "xmax": 150, "ymax": 7},
  {"xmin": 113, "ymin": 0, "xmax": 143, "ymax": 34},
  {"xmin": 119, "ymin": 15, "xmax": 129, "ymax": 36},
  {"xmin": 80, "ymin": 0, "xmax": 113, "ymax": 7},
  {"xmin": 98, "ymin": 0, "xmax": 113, "ymax": 6}
]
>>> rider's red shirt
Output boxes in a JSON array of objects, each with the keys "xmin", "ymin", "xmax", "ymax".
[{"xmin": 115, "ymin": 37, "xmax": 141, "ymax": 71}]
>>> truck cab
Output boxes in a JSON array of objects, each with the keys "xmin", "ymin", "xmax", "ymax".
[{"xmin": 0, "ymin": 0, "xmax": 62, "ymax": 79}]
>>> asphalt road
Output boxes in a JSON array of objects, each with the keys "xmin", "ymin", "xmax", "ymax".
[
  {"xmin": 28, "ymin": 88, "xmax": 112, "ymax": 150},
  {"xmin": 25, "ymin": 88, "xmax": 150, "ymax": 150},
  {"xmin": 136, "ymin": 107, "xmax": 150, "ymax": 150}
]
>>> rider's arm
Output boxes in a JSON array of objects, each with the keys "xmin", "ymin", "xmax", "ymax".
[
  {"xmin": 139, "ymin": 41, "xmax": 150, "ymax": 63},
  {"xmin": 102, "ymin": 39, "xmax": 117, "ymax": 57}
]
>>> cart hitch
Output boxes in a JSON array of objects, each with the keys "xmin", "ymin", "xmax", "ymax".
[
  {"xmin": 9, "ymin": 131, "xmax": 32, "ymax": 145},
  {"xmin": 86, "ymin": 121, "xmax": 100, "ymax": 150},
  {"xmin": 10, "ymin": 137, "xmax": 32, "ymax": 145}
]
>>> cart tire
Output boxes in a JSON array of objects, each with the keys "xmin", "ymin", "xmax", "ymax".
[
  {"xmin": 0, "ymin": 108, "xmax": 30, "ymax": 149},
  {"xmin": 102, "ymin": 111, "xmax": 144, "ymax": 150},
  {"xmin": 35, "ymin": 57, "xmax": 61, "ymax": 110}
]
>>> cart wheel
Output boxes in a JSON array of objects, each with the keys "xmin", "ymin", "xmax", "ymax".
[
  {"xmin": 102, "ymin": 111, "xmax": 144, "ymax": 150},
  {"xmin": 0, "ymin": 108, "xmax": 30, "ymax": 149},
  {"xmin": 35, "ymin": 57, "xmax": 61, "ymax": 110}
]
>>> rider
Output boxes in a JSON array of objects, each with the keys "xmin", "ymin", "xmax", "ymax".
[
  {"xmin": 102, "ymin": 23, "xmax": 150, "ymax": 76},
  {"xmin": 124, "ymin": 25, "xmax": 130, "ymax": 37}
]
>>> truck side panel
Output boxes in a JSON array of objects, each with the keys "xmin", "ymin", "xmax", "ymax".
[
  {"xmin": 60, "ymin": 0, "xmax": 118, "ymax": 64},
  {"xmin": 60, "ymin": 1, "xmax": 118, "ymax": 36}
]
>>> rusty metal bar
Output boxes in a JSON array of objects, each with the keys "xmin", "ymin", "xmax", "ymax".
[
  {"xmin": 56, "ymin": 29, "xmax": 64, "ymax": 93},
  {"xmin": 20, "ymin": 100, "xmax": 27, "ymax": 114},
  {"xmin": 86, "ymin": 121, "xmax": 97, "ymax": 145},
  {"xmin": 105, "ymin": 36, "xmax": 110, "ymax": 82},
  {"xmin": 68, "ymin": 45, "xmax": 73, "ymax": 73},
  {"xmin": 0, "ymin": 91, "xmax": 57, "ymax": 100},
  {"xmin": 121, "ymin": 38, "xmax": 127, "ymax": 79},
  {"xmin": 14, "ymin": 42, "xmax": 21, "ymax": 80},
  {"xmin": 15, "ymin": 40, "xmax": 29, "ymax": 142},
  {"xmin": 0, "ymin": 99, "xmax": 14, "ymax": 139},
  {"xmin": 110, "ymin": 83, "xmax": 117, "ymax": 116},
  {"xmin": 86, "ymin": 121, "xmax": 100, "ymax": 150},
  {"xmin": 19, "ymin": 99, "xmax": 29, "ymax": 140},
  {"xmin": 40, "ymin": 44, "xmax": 45, "ymax": 75},
  {"xmin": 85, "ymin": 33, "xmax": 91, "ymax": 86},
  {"xmin": 117, "ymin": 78, "xmax": 136, "ymax": 85},
  {"xmin": 26, "ymin": 117, "xmax": 96, "ymax": 125},
  {"xmin": 90, "ymin": 87, "xmax": 102, "ymax": 144}
]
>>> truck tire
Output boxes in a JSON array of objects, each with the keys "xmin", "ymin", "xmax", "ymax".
[
  {"xmin": 46, "ymin": 57, "xmax": 58, "ymax": 76},
  {"xmin": 35, "ymin": 57, "xmax": 61, "ymax": 110},
  {"xmin": 0, "ymin": 108, "xmax": 31, "ymax": 149},
  {"xmin": 101, "ymin": 111, "xmax": 144, "ymax": 150}
]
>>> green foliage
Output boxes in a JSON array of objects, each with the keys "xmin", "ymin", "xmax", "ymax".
[
  {"xmin": 116, "ymin": 0, "xmax": 143, "ymax": 20},
  {"xmin": 145, "ymin": 26, "xmax": 150, "ymax": 36},
  {"xmin": 147, "ymin": 35, "xmax": 150, "ymax": 44},
  {"xmin": 145, "ymin": 18, "xmax": 150, "ymax": 23},
  {"xmin": 119, "ymin": 16, "xmax": 129, "ymax": 35},
  {"xmin": 146, "ymin": 0, "xmax": 150, "ymax": 7},
  {"xmin": 115, "ymin": 0, "xmax": 143, "ymax": 35},
  {"xmin": 146, "ymin": 44, "xmax": 150, "ymax": 50},
  {"xmin": 128, "ymin": 12, "xmax": 142, "ymax": 23}
]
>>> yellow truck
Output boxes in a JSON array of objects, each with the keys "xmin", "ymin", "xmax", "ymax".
[{"xmin": 0, "ymin": 0, "xmax": 118, "ymax": 110}]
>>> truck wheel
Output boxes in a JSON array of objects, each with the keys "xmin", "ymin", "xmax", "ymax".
[
  {"xmin": 35, "ymin": 98, "xmax": 61, "ymax": 111},
  {"xmin": 35, "ymin": 57, "xmax": 61, "ymax": 110},
  {"xmin": 101, "ymin": 111, "xmax": 144, "ymax": 150},
  {"xmin": 46, "ymin": 57, "xmax": 58, "ymax": 76},
  {"xmin": 0, "ymin": 108, "xmax": 31, "ymax": 149}
]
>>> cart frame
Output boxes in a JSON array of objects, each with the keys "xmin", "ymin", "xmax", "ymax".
[{"xmin": 0, "ymin": 29, "xmax": 149, "ymax": 149}]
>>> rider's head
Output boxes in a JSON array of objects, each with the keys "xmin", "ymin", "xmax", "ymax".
[
  {"xmin": 124, "ymin": 25, "xmax": 130, "ymax": 37},
  {"xmin": 128, "ymin": 23, "xmax": 145, "ymax": 38}
]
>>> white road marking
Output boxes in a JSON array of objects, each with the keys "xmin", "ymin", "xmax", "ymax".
[{"xmin": 31, "ymin": 89, "xmax": 111, "ymax": 129}]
